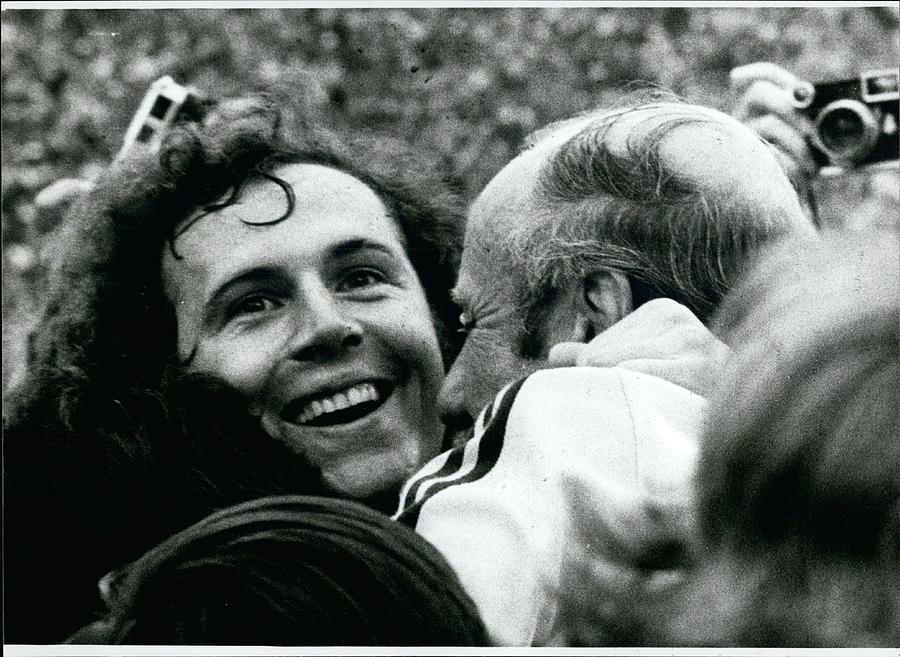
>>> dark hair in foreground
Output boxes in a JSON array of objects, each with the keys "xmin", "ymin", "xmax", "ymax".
[
  {"xmin": 66, "ymin": 496, "xmax": 489, "ymax": 646},
  {"xmin": 673, "ymin": 230, "xmax": 900, "ymax": 647},
  {"xmin": 636, "ymin": 230, "xmax": 899, "ymax": 647},
  {"xmin": 3, "ymin": 90, "xmax": 464, "ymax": 642},
  {"xmin": 554, "ymin": 231, "xmax": 899, "ymax": 647}
]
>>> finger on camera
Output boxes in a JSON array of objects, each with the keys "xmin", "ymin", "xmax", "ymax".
[
  {"xmin": 736, "ymin": 82, "xmax": 817, "ymax": 145},
  {"xmin": 734, "ymin": 79, "xmax": 803, "ymax": 124},
  {"xmin": 730, "ymin": 62, "xmax": 799, "ymax": 93}
]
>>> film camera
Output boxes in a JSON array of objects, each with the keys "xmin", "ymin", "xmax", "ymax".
[
  {"xmin": 118, "ymin": 76, "xmax": 204, "ymax": 159},
  {"xmin": 793, "ymin": 69, "xmax": 898, "ymax": 168}
]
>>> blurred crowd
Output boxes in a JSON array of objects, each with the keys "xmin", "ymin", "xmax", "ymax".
[
  {"xmin": 3, "ymin": 8, "xmax": 898, "ymax": 363},
  {"xmin": 2, "ymin": 6, "xmax": 899, "ymax": 650}
]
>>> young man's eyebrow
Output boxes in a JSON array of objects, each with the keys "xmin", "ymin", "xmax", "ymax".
[
  {"xmin": 203, "ymin": 268, "xmax": 281, "ymax": 318},
  {"xmin": 199, "ymin": 239, "xmax": 403, "ymax": 324},
  {"xmin": 327, "ymin": 238, "xmax": 399, "ymax": 259}
]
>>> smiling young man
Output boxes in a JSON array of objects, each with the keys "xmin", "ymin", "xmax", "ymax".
[
  {"xmin": 162, "ymin": 162, "xmax": 446, "ymax": 499},
  {"xmin": 3, "ymin": 93, "xmax": 468, "ymax": 642},
  {"xmin": 394, "ymin": 99, "xmax": 815, "ymax": 645}
]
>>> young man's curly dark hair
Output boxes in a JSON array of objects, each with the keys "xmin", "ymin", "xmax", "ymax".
[{"xmin": 3, "ymin": 90, "xmax": 465, "ymax": 643}]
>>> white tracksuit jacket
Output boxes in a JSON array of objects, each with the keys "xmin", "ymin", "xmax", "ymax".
[{"xmin": 394, "ymin": 305, "xmax": 712, "ymax": 645}]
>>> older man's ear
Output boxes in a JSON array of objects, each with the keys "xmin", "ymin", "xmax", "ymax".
[{"xmin": 570, "ymin": 269, "xmax": 634, "ymax": 342}]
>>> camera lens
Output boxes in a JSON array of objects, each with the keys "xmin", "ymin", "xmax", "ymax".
[
  {"xmin": 820, "ymin": 107, "xmax": 865, "ymax": 149},
  {"xmin": 815, "ymin": 99, "xmax": 880, "ymax": 164}
]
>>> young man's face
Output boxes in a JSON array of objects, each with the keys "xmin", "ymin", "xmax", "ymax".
[{"xmin": 162, "ymin": 163, "xmax": 445, "ymax": 499}]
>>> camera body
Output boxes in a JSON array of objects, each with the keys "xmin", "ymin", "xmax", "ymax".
[
  {"xmin": 793, "ymin": 69, "xmax": 898, "ymax": 168},
  {"xmin": 118, "ymin": 76, "xmax": 203, "ymax": 159}
]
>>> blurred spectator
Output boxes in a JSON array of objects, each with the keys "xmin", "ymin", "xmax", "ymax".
[
  {"xmin": 66, "ymin": 496, "xmax": 489, "ymax": 645},
  {"xmin": 554, "ymin": 230, "xmax": 899, "ymax": 647},
  {"xmin": 674, "ymin": 229, "xmax": 899, "ymax": 646}
]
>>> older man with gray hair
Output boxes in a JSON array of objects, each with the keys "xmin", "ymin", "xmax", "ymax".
[{"xmin": 394, "ymin": 95, "xmax": 814, "ymax": 646}]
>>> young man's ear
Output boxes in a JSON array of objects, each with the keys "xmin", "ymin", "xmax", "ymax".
[{"xmin": 569, "ymin": 269, "xmax": 633, "ymax": 343}]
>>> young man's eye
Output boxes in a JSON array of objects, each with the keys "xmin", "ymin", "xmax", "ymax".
[
  {"xmin": 226, "ymin": 294, "xmax": 280, "ymax": 319},
  {"xmin": 337, "ymin": 268, "xmax": 386, "ymax": 291}
]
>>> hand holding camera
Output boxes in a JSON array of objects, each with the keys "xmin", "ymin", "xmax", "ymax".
[
  {"xmin": 731, "ymin": 62, "xmax": 898, "ymax": 184},
  {"xmin": 731, "ymin": 62, "xmax": 819, "ymax": 187}
]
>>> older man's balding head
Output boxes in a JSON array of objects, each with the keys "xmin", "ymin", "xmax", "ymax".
[
  {"xmin": 440, "ymin": 99, "xmax": 813, "ymax": 430},
  {"xmin": 521, "ymin": 102, "xmax": 809, "ymax": 320}
]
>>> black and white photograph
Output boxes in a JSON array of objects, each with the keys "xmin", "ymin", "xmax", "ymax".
[{"xmin": 2, "ymin": 1, "xmax": 898, "ymax": 653}]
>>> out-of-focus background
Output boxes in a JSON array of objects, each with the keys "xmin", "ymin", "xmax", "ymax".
[{"xmin": 2, "ymin": 6, "xmax": 899, "ymax": 389}]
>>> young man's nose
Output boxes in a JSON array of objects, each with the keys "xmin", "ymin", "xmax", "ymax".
[{"xmin": 287, "ymin": 292, "xmax": 362, "ymax": 362}]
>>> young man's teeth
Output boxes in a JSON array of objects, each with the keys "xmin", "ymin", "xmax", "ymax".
[{"xmin": 296, "ymin": 383, "xmax": 381, "ymax": 424}]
